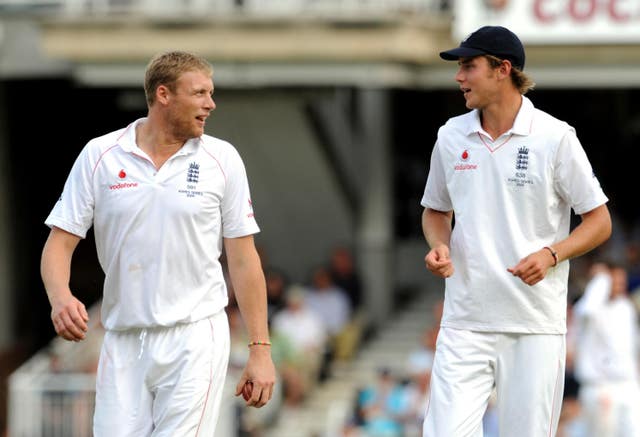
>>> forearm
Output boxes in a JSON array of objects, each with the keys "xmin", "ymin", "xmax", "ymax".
[
  {"xmin": 422, "ymin": 208, "xmax": 453, "ymax": 249},
  {"xmin": 553, "ymin": 204, "xmax": 611, "ymax": 264},
  {"xmin": 231, "ymin": 267, "xmax": 270, "ymax": 343},
  {"xmin": 41, "ymin": 228, "xmax": 79, "ymax": 305},
  {"xmin": 226, "ymin": 238, "xmax": 270, "ymax": 343}
]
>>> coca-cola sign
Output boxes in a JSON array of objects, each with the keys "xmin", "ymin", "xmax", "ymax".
[{"xmin": 453, "ymin": 0, "xmax": 640, "ymax": 43}]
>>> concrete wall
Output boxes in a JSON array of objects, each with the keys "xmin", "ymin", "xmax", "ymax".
[{"xmin": 207, "ymin": 89, "xmax": 354, "ymax": 283}]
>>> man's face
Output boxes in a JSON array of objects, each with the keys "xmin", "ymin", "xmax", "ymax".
[
  {"xmin": 455, "ymin": 56, "xmax": 501, "ymax": 110},
  {"xmin": 166, "ymin": 70, "xmax": 215, "ymax": 140}
]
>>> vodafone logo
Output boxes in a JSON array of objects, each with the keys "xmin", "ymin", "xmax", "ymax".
[
  {"xmin": 110, "ymin": 168, "xmax": 138, "ymax": 190},
  {"xmin": 455, "ymin": 149, "xmax": 477, "ymax": 171}
]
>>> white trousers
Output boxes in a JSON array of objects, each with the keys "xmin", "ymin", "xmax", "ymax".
[
  {"xmin": 93, "ymin": 311, "xmax": 230, "ymax": 437},
  {"xmin": 579, "ymin": 381, "xmax": 640, "ymax": 437},
  {"xmin": 423, "ymin": 327, "xmax": 565, "ymax": 437}
]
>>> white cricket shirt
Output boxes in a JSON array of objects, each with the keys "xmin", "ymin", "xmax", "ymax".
[
  {"xmin": 421, "ymin": 96, "xmax": 608, "ymax": 334},
  {"xmin": 45, "ymin": 118, "xmax": 260, "ymax": 331}
]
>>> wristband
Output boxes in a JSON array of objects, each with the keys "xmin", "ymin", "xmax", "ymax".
[
  {"xmin": 248, "ymin": 341, "xmax": 272, "ymax": 347},
  {"xmin": 543, "ymin": 246, "xmax": 558, "ymax": 266}
]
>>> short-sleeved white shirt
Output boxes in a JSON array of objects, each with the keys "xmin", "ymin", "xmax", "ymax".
[
  {"xmin": 45, "ymin": 118, "xmax": 260, "ymax": 331},
  {"xmin": 421, "ymin": 96, "xmax": 608, "ymax": 334}
]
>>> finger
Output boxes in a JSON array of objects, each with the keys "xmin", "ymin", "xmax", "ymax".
[
  {"xmin": 69, "ymin": 306, "xmax": 88, "ymax": 332},
  {"xmin": 254, "ymin": 386, "xmax": 268, "ymax": 408},
  {"xmin": 235, "ymin": 378, "xmax": 247, "ymax": 396},
  {"xmin": 250, "ymin": 384, "xmax": 264, "ymax": 406},
  {"xmin": 59, "ymin": 312, "xmax": 85, "ymax": 340}
]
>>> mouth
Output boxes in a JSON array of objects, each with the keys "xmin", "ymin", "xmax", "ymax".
[
  {"xmin": 195, "ymin": 115, "xmax": 208, "ymax": 126},
  {"xmin": 461, "ymin": 87, "xmax": 471, "ymax": 96}
]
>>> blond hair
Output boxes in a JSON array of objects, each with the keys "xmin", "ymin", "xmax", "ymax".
[
  {"xmin": 144, "ymin": 51, "xmax": 213, "ymax": 106},
  {"xmin": 485, "ymin": 55, "xmax": 535, "ymax": 95}
]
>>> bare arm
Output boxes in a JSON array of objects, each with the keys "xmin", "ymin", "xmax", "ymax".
[
  {"xmin": 41, "ymin": 226, "xmax": 89, "ymax": 341},
  {"xmin": 508, "ymin": 204, "xmax": 612, "ymax": 285},
  {"xmin": 224, "ymin": 235, "xmax": 276, "ymax": 408},
  {"xmin": 422, "ymin": 208, "xmax": 455, "ymax": 278}
]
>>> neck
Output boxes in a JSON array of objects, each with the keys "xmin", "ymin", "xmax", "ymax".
[
  {"xmin": 480, "ymin": 92, "xmax": 523, "ymax": 140},
  {"xmin": 135, "ymin": 118, "xmax": 186, "ymax": 169}
]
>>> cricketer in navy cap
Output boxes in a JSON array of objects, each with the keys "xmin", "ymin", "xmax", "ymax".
[{"xmin": 439, "ymin": 25, "xmax": 526, "ymax": 70}]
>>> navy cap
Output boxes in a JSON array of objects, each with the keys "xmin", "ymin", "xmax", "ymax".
[{"xmin": 440, "ymin": 26, "xmax": 525, "ymax": 70}]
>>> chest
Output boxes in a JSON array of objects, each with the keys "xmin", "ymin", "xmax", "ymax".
[
  {"xmin": 92, "ymin": 151, "xmax": 225, "ymax": 219},
  {"xmin": 440, "ymin": 135, "xmax": 552, "ymax": 195}
]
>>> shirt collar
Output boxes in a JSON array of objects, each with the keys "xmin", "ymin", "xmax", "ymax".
[
  {"xmin": 117, "ymin": 117, "xmax": 200, "ymax": 155},
  {"xmin": 465, "ymin": 95, "xmax": 534, "ymax": 137}
]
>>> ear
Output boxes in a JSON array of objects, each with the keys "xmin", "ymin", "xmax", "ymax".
[
  {"xmin": 156, "ymin": 85, "xmax": 171, "ymax": 105},
  {"xmin": 497, "ymin": 60, "xmax": 512, "ymax": 80}
]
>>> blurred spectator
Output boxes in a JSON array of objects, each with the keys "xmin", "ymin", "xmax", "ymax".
[
  {"xmin": 623, "ymin": 241, "xmax": 640, "ymax": 292},
  {"xmin": 271, "ymin": 285, "xmax": 327, "ymax": 405},
  {"xmin": 572, "ymin": 262, "xmax": 640, "ymax": 436},
  {"xmin": 405, "ymin": 326, "xmax": 436, "ymax": 379},
  {"xmin": 306, "ymin": 265, "xmax": 352, "ymax": 337},
  {"xmin": 400, "ymin": 366, "xmax": 432, "ymax": 436},
  {"xmin": 264, "ymin": 266, "xmax": 289, "ymax": 322},
  {"xmin": 356, "ymin": 368, "xmax": 408, "ymax": 437},
  {"xmin": 329, "ymin": 246, "xmax": 363, "ymax": 310}
]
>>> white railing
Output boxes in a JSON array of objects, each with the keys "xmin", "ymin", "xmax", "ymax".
[
  {"xmin": 0, "ymin": 0, "xmax": 450, "ymax": 19},
  {"xmin": 8, "ymin": 346, "xmax": 98, "ymax": 437},
  {"xmin": 6, "ymin": 302, "xmax": 239, "ymax": 437}
]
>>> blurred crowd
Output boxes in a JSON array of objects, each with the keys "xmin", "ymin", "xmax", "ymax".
[
  {"xmin": 225, "ymin": 244, "xmax": 370, "ymax": 435},
  {"xmin": 35, "ymin": 214, "xmax": 640, "ymax": 437}
]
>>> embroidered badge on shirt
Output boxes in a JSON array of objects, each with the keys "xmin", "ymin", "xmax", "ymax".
[
  {"xmin": 507, "ymin": 146, "xmax": 534, "ymax": 187},
  {"xmin": 179, "ymin": 162, "xmax": 204, "ymax": 198},
  {"xmin": 187, "ymin": 162, "xmax": 200, "ymax": 184}
]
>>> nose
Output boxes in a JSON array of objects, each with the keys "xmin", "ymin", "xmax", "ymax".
[
  {"xmin": 455, "ymin": 67, "xmax": 464, "ymax": 83},
  {"xmin": 206, "ymin": 94, "xmax": 216, "ymax": 111}
]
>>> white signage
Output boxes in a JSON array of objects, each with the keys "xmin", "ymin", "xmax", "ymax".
[{"xmin": 454, "ymin": 0, "xmax": 640, "ymax": 44}]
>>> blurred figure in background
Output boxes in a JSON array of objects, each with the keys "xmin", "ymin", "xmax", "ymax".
[
  {"xmin": 572, "ymin": 261, "xmax": 640, "ymax": 437},
  {"xmin": 271, "ymin": 285, "xmax": 327, "ymax": 405},
  {"xmin": 306, "ymin": 265, "xmax": 352, "ymax": 338},
  {"xmin": 264, "ymin": 266, "xmax": 289, "ymax": 322},
  {"xmin": 329, "ymin": 245, "xmax": 363, "ymax": 311}
]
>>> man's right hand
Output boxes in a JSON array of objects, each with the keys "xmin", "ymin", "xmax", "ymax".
[
  {"xmin": 50, "ymin": 294, "xmax": 89, "ymax": 341},
  {"xmin": 425, "ymin": 244, "xmax": 454, "ymax": 278}
]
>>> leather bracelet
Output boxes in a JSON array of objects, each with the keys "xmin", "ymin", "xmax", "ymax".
[{"xmin": 543, "ymin": 246, "xmax": 558, "ymax": 266}]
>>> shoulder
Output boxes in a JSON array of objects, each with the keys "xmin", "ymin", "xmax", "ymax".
[
  {"xmin": 198, "ymin": 134, "xmax": 243, "ymax": 161},
  {"xmin": 81, "ymin": 126, "xmax": 130, "ymax": 161},
  {"xmin": 530, "ymin": 105, "xmax": 575, "ymax": 139},
  {"xmin": 438, "ymin": 110, "xmax": 476, "ymax": 137},
  {"xmin": 442, "ymin": 111, "xmax": 475, "ymax": 130}
]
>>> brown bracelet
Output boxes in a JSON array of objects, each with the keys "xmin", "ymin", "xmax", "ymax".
[{"xmin": 543, "ymin": 246, "xmax": 558, "ymax": 266}]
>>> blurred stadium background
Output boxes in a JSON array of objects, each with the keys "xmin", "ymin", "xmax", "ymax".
[{"xmin": 0, "ymin": 0, "xmax": 639, "ymax": 436}]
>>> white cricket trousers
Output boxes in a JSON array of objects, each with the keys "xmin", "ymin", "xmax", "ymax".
[
  {"xmin": 579, "ymin": 381, "xmax": 640, "ymax": 437},
  {"xmin": 93, "ymin": 310, "xmax": 230, "ymax": 437},
  {"xmin": 423, "ymin": 327, "xmax": 565, "ymax": 437}
]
